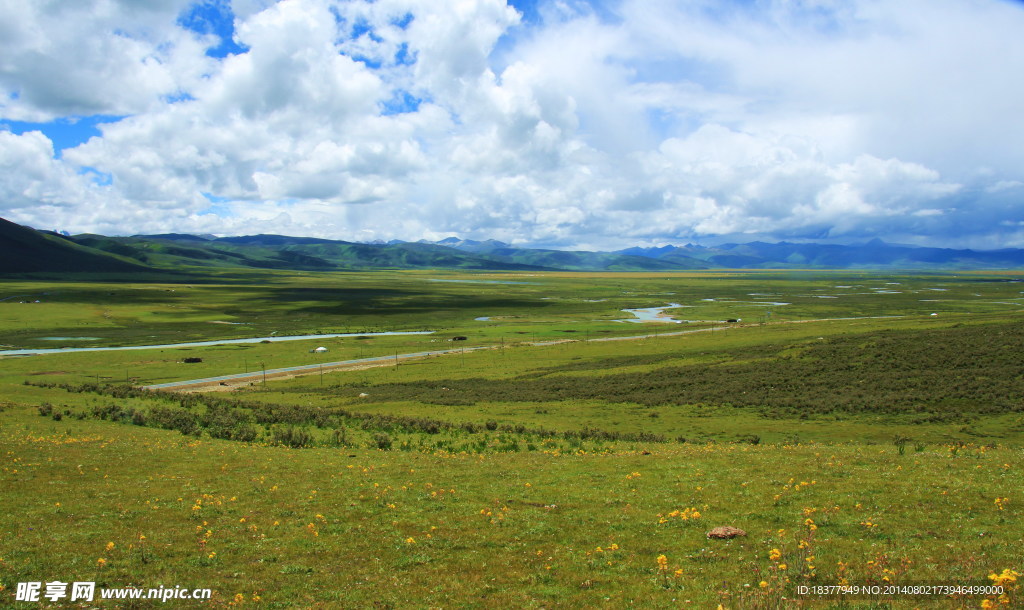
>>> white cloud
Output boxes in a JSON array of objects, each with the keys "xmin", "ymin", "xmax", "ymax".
[
  {"xmin": 1, "ymin": 0, "xmax": 1022, "ymax": 250},
  {"xmin": 0, "ymin": 130, "xmax": 117, "ymax": 213},
  {"xmin": 616, "ymin": 0, "xmax": 1024, "ymax": 174},
  {"xmin": 0, "ymin": 0, "xmax": 210, "ymax": 121}
]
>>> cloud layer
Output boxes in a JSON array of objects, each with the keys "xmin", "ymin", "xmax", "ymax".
[{"xmin": 2, "ymin": 0, "xmax": 1023, "ymax": 249}]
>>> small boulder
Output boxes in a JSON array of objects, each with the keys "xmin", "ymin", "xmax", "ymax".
[{"xmin": 706, "ymin": 526, "xmax": 747, "ymax": 539}]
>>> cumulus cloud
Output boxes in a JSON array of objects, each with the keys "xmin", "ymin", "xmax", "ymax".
[
  {"xmin": 1, "ymin": 0, "xmax": 1022, "ymax": 249},
  {"xmin": 0, "ymin": 130, "xmax": 116, "ymax": 212},
  {"xmin": 0, "ymin": 0, "xmax": 211, "ymax": 121}
]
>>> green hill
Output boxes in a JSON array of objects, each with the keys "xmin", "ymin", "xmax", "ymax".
[
  {"xmin": 75, "ymin": 233, "xmax": 555, "ymax": 272},
  {"xmin": 0, "ymin": 218, "xmax": 151, "ymax": 274}
]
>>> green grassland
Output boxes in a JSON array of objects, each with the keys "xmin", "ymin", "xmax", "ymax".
[
  {"xmin": 1, "ymin": 269, "xmax": 1022, "ymax": 607},
  {"xmin": 3, "ymin": 269, "xmax": 1021, "ymax": 350}
]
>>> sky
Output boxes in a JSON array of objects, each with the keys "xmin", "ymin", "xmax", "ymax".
[{"xmin": 2, "ymin": 0, "xmax": 1023, "ymax": 251}]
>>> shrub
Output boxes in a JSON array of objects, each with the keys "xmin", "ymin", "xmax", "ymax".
[
  {"xmin": 148, "ymin": 406, "xmax": 199, "ymax": 436},
  {"xmin": 373, "ymin": 433, "xmax": 393, "ymax": 451},
  {"xmin": 271, "ymin": 426, "xmax": 314, "ymax": 448},
  {"xmin": 330, "ymin": 428, "xmax": 348, "ymax": 447},
  {"xmin": 232, "ymin": 424, "xmax": 259, "ymax": 442}
]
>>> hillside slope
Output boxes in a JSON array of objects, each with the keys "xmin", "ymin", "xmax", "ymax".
[
  {"xmin": 67, "ymin": 232, "xmax": 555, "ymax": 272},
  {"xmin": 0, "ymin": 218, "xmax": 151, "ymax": 274}
]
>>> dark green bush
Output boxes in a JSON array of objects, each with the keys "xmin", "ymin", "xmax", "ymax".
[{"xmin": 373, "ymin": 433, "xmax": 393, "ymax": 450}]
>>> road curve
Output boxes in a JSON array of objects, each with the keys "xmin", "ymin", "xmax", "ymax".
[
  {"xmin": 141, "ymin": 327, "xmax": 723, "ymax": 390},
  {"xmin": 142, "ymin": 315, "xmax": 904, "ymax": 391},
  {"xmin": 142, "ymin": 346, "xmax": 492, "ymax": 390}
]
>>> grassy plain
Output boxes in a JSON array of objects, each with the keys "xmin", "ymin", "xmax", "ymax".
[{"xmin": 1, "ymin": 269, "xmax": 1022, "ymax": 607}]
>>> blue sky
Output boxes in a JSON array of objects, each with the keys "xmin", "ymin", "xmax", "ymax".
[
  {"xmin": 1, "ymin": 0, "xmax": 1023, "ymax": 250},
  {"xmin": 0, "ymin": 115, "xmax": 124, "ymax": 157},
  {"xmin": 178, "ymin": 1, "xmax": 250, "ymax": 58}
]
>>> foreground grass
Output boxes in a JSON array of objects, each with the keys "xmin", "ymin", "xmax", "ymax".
[
  {"xmin": 1, "ymin": 409, "xmax": 1020, "ymax": 608},
  {"xmin": 2, "ymin": 270, "xmax": 1022, "ymax": 607}
]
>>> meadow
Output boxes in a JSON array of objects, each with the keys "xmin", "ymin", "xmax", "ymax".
[{"xmin": 1, "ymin": 269, "xmax": 1022, "ymax": 607}]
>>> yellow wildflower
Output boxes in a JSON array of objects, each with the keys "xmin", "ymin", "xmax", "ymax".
[{"xmin": 989, "ymin": 568, "xmax": 1019, "ymax": 586}]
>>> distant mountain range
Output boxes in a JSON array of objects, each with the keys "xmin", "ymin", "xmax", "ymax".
[
  {"xmin": 2, "ymin": 217, "xmax": 1024, "ymax": 275},
  {"xmin": 417, "ymin": 236, "xmax": 1024, "ymax": 270},
  {"xmin": 615, "ymin": 239, "xmax": 1024, "ymax": 270}
]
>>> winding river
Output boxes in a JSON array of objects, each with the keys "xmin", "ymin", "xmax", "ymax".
[{"xmin": 618, "ymin": 303, "xmax": 689, "ymax": 323}]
